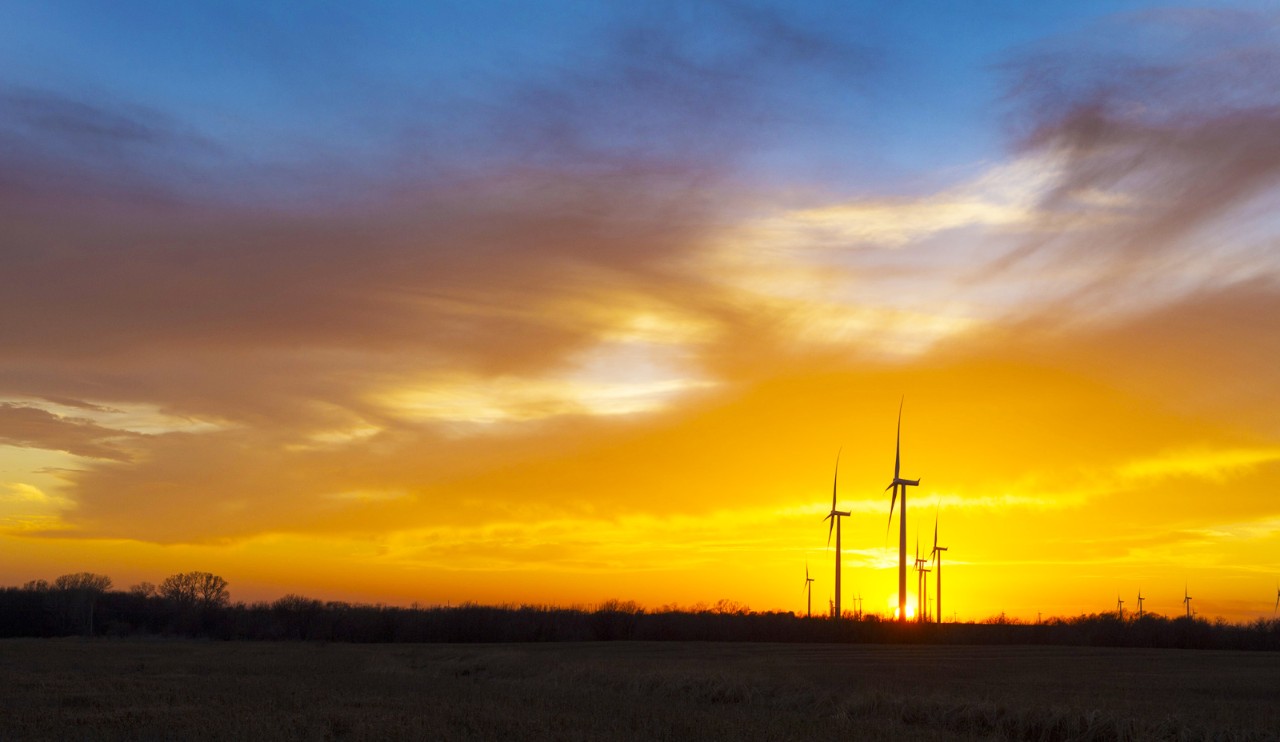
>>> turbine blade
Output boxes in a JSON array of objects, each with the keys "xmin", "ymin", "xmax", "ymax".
[
  {"xmin": 894, "ymin": 397, "xmax": 903, "ymax": 480},
  {"xmin": 933, "ymin": 514, "xmax": 939, "ymax": 552},
  {"xmin": 827, "ymin": 516, "xmax": 835, "ymax": 547},
  {"xmin": 832, "ymin": 448, "xmax": 842, "ymax": 513},
  {"xmin": 886, "ymin": 486, "xmax": 897, "ymax": 535}
]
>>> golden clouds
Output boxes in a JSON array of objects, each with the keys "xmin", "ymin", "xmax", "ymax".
[
  {"xmin": 766, "ymin": 154, "xmax": 1067, "ymax": 248},
  {"xmin": 379, "ymin": 373, "xmax": 713, "ymax": 424},
  {"xmin": 1117, "ymin": 447, "xmax": 1280, "ymax": 484}
]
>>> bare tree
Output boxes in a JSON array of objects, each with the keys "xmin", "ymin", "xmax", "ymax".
[
  {"xmin": 52, "ymin": 572, "xmax": 113, "ymax": 635},
  {"xmin": 54, "ymin": 573, "xmax": 113, "ymax": 592},
  {"xmin": 160, "ymin": 571, "xmax": 230, "ymax": 609},
  {"xmin": 193, "ymin": 573, "xmax": 230, "ymax": 609}
]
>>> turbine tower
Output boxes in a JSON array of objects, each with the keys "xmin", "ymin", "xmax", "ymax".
[
  {"xmin": 1183, "ymin": 585, "xmax": 1193, "ymax": 619},
  {"xmin": 930, "ymin": 513, "xmax": 948, "ymax": 624},
  {"xmin": 804, "ymin": 562, "xmax": 815, "ymax": 618},
  {"xmin": 824, "ymin": 450, "xmax": 851, "ymax": 619},
  {"xmin": 885, "ymin": 398, "xmax": 920, "ymax": 622}
]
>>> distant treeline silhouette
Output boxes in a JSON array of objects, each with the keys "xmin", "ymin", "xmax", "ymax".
[{"xmin": 3, "ymin": 575, "xmax": 1279, "ymax": 649}]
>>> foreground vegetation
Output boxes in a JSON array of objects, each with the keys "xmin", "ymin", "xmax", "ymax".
[
  {"xmin": 4, "ymin": 579, "xmax": 1280, "ymax": 650},
  {"xmin": 1, "ymin": 639, "xmax": 1276, "ymax": 740}
]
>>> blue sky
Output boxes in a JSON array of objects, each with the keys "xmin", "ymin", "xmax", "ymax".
[{"xmin": 6, "ymin": 0, "xmax": 1244, "ymax": 201}]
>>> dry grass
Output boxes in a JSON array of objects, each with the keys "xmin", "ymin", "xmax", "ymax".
[{"xmin": 1, "ymin": 640, "xmax": 1276, "ymax": 740}]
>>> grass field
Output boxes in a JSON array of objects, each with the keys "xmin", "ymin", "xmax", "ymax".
[{"xmin": 1, "ymin": 639, "xmax": 1276, "ymax": 740}]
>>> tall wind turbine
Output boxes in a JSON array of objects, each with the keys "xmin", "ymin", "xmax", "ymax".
[
  {"xmin": 930, "ymin": 513, "xmax": 948, "ymax": 624},
  {"xmin": 1137, "ymin": 590, "xmax": 1144, "ymax": 618},
  {"xmin": 1183, "ymin": 585, "xmax": 1193, "ymax": 619},
  {"xmin": 824, "ymin": 450, "xmax": 851, "ymax": 619},
  {"xmin": 804, "ymin": 562, "xmax": 815, "ymax": 618},
  {"xmin": 1116, "ymin": 595, "xmax": 1125, "ymax": 620},
  {"xmin": 885, "ymin": 398, "xmax": 920, "ymax": 622}
]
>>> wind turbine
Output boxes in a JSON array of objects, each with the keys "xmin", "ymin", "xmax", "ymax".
[
  {"xmin": 824, "ymin": 450, "xmax": 851, "ymax": 619},
  {"xmin": 913, "ymin": 541, "xmax": 923, "ymax": 622},
  {"xmin": 885, "ymin": 398, "xmax": 920, "ymax": 622},
  {"xmin": 1273, "ymin": 582, "xmax": 1278, "ymax": 616},
  {"xmin": 1116, "ymin": 595, "xmax": 1124, "ymax": 620},
  {"xmin": 920, "ymin": 563, "xmax": 931, "ymax": 623},
  {"xmin": 930, "ymin": 512, "xmax": 948, "ymax": 624},
  {"xmin": 1137, "ymin": 590, "xmax": 1144, "ymax": 618},
  {"xmin": 1183, "ymin": 585, "xmax": 1193, "ymax": 619},
  {"xmin": 803, "ymin": 562, "xmax": 815, "ymax": 618},
  {"xmin": 913, "ymin": 538, "xmax": 930, "ymax": 623}
]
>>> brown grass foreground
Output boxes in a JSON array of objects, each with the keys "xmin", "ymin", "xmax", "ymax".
[{"xmin": 1, "ymin": 640, "xmax": 1277, "ymax": 741}]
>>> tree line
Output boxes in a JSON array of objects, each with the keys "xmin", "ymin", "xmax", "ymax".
[{"xmin": 3, "ymin": 575, "xmax": 1279, "ymax": 649}]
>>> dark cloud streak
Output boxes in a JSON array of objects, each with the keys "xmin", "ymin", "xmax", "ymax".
[
  {"xmin": 0, "ymin": 403, "xmax": 140, "ymax": 462},
  {"xmin": 987, "ymin": 9, "xmax": 1280, "ymax": 303}
]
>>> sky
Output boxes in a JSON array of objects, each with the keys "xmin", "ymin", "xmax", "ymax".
[{"xmin": 1, "ymin": 0, "xmax": 1279, "ymax": 622}]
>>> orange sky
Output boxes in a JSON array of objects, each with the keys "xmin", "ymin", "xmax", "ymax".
[{"xmin": 1, "ymin": 6, "xmax": 1279, "ymax": 622}]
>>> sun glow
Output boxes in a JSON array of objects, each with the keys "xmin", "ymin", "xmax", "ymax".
[{"xmin": 889, "ymin": 598, "xmax": 919, "ymax": 621}]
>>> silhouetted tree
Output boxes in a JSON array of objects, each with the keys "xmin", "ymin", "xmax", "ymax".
[
  {"xmin": 51, "ymin": 572, "xmax": 112, "ymax": 635},
  {"xmin": 159, "ymin": 571, "xmax": 229, "ymax": 609},
  {"xmin": 159, "ymin": 571, "xmax": 230, "ymax": 635}
]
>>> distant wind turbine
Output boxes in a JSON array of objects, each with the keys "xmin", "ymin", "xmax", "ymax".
[
  {"xmin": 1273, "ymin": 582, "xmax": 1278, "ymax": 616},
  {"xmin": 1137, "ymin": 590, "xmax": 1144, "ymax": 618},
  {"xmin": 885, "ymin": 398, "xmax": 920, "ymax": 623},
  {"xmin": 1183, "ymin": 585, "xmax": 1193, "ymax": 619},
  {"xmin": 825, "ymin": 450, "xmax": 851, "ymax": 620},
  {"xmin": 919, "ymin": 562, "xmax": 931, "ymax": 624},
  {"xmin": 913, "ymin": 541, "xmax": 922, "ymax": 621},
  {"xmin": 930, "ymin": 512, "xmax": 948, "ymax": 624},
  {"xmin": 803, "ymin": 562, "xmax": 815, "ymax": 618},
  {"xmin": 1116, "ymin": 595, "xmax": 1124, "ymax": 620},
  {"xmin": 913, "ymin": 538, "xmax": 930, "ymax": 623}
]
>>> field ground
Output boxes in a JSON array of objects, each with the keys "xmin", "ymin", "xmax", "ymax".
[{"xmin": 1, "ymin": 639, "xmax": 1277, "ymax": 740}]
